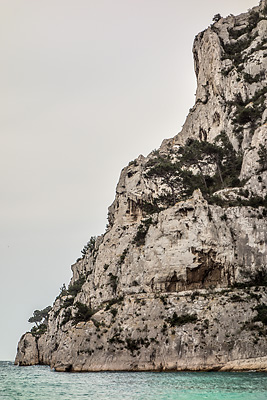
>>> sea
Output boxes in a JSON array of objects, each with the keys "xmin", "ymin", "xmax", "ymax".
[{"xmin": 1, "ymin": 361, "xmax": 267, "ymax": 400}]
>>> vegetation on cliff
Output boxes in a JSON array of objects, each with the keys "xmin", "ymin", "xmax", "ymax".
[
  {"xmin": 16, "ymin": 1, "xmax": 267, "ymax": 371},
  {"xmin": 143, "ymin": 132, "xmax": 244, "ymax": 209},
  {"xmin": 28, "ymin": 306, "xmax": 51, "ymax": 337}
]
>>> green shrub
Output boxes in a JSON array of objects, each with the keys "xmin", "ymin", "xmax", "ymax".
[
  {"xmin": 248, "ymin": 38, "xmax": 267, "ymax": 56},
  {"xmin": 203, "ymin": 319, "xmax": 209, "ymax": 330},
  {"xmin": 247, "ymin": 195, "xmax": 267, "ymax": 208},
  {"xmin": 145, "ymin": 155, "xmax": 182, "ymax": 206},
  {"xmin": 161, "ymin": 323, "xmax": 168, "ymax": 334},
  {"xmin": 212, "ymin": 14, "xmax": 222, "ymax": 23},
  {"xmin": 221, "ymin": 66, "xmax": 234, "ymax": 76},
  {"xmin": 63, "ymin": 297, "xmax": 74, "ymax": 308},
  {"xmin": 191, "ymin": 291, "xmax": 200, "ymax": 301},
  {"xmin": 225, "ymin": 11, "xmax": 262, "ymax": 63},
  {"xmin": 231, "ymin": 87, "xmax": 266, "ymax": 137},
  {"xmin": 73, "ymin": 302, "xmax": 95, "ymax": 324},
  {"xmin": 160, "ymin": 295, "xmax": 168, "ymax": 306},
  {"xmin": 68, "ymin": 276, "xmax": 86, "ymax": 297},
  {"xmin": 228, "ymin": 11, "xmax": 262, "ymax": 40},
  {"xmin": 230, "ymin": 294, "xmax": 245, "ymax": 302},
  {"xmin": 239, "ymin": 189, "xmax": 249, "ymax": 198},
  {"xmin": 243, "ymin": 72, "xmax": 264, "ymax": 84},
  {"xmin": 208, "ymin": 194, "xmax": 267, "ymax": 209},
  {"xmin": 253, "ymin": 304, "xmax": 267, "ymax": 325},
  {"xmin": 128, "ymin": 160, "xmax": 138, "ymax": 167},
  {"xmin": 108, "ymin": 273, "xmax": 118, "ymax": 293},
  {"xmin": 143, "ymin": 133, "xmax": 243, "ymax": 207},
  {"xmin": 81, "ymin": 236, "xmax": 96, "ymax": 257},
  {"xmin": 180, "ymin": 134, "xmax": 242, "ymax": 195},
  {"xmin": 103, "ymin": 264, "xmax": 109, "ymax": 271},
  {"xmin": 118, "ymin": 248, "xmax": 128, "ymax": 266},
  {"xmin": 167, "ymin": 312, "xmax": 198, "ymax": 327},
  {"xmin": 125, "ymin": 338, "xmax": 141, "ymax": 354},
  {"xmin": 228, "ymin": 26, "xmax": 249, "ymax": 40},
  {"xmin": 30, "ymin": 323, "xmax": 47, "ymax": 337},
  {"xmin": 28, "ymin": 306, "xmax": 51, "ymax": 327},
  {"xmin": 141, "ymin": 200, "xmax": 162, "ymax": 215},
  {"xmin": 59, "ymin": 283, "xmax": 68, "ymax": 297},
  {"xmin": 133, "ymin": 217, "xmax": 153, "ymax": 246},
  {"xmin": 258, "ymin": 144, "xmax": 267, "ymax": 171},
  {"xmin": 110, "ymin": 308, "xmax": 118, "ymax": 318},
  {"xmin": 104, "ymin": 296, "xmax": 124, "ymax": 310},
  {"xmin": 108, "ymin": 332, "xmax": 124, "ymax": 345},
  {"xmin": 234, "ymin": 268, "xmax": 267, "ymax": 288},
  {"xmin": 61, "ymin": 309, "xmax": 72, "ymax": 326},
  {"xmin": 233, "ymin": 104, "xmax": 262, "ymax": 125},
  {"xmin": 221, "ymin": 34, "xmax": 257, "ymax": 67}
]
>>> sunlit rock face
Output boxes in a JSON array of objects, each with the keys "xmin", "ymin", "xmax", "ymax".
[{"xmin": 15, "ymin": 0, "xmax": 267, "ymax": 372}]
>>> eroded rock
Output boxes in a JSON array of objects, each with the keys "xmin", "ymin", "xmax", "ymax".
[{"xmin": 15, "ymin": 0, "xmax": 267, "ymax": 371}]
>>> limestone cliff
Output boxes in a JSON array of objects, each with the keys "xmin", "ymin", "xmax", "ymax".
[{"xmin": 15, "ymin": 0, "xmax": 267, "ymax": 372}]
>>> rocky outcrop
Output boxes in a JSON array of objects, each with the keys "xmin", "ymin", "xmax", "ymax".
[
  {"xmin": 15, "ymin": 333, "xmax": 39, "ymax": 366},
  {"xmin": 15, "ymin": 0, "xmax": 267, "ymax": 371}
]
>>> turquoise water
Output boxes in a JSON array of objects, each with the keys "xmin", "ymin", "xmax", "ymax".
[{"xmin": 1, "ymin": 361, "xmax": 267, "ymax": 400}]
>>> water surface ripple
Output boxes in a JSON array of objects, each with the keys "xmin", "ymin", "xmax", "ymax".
[{"xmin": 1, "ymin": 361, "xmax": 267, "ymax": 400}]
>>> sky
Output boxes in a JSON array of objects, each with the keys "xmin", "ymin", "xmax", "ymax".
[{"xmin": 0, "ymin": 0, "xmax": 259, "ymax": 361}]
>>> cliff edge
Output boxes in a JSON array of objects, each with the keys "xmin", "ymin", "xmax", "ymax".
[{"xmin": 15, "ymin": 0, "xmax": 267, "ymax": 372}]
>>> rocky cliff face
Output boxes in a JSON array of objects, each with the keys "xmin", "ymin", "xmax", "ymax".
[{"xmin": 15, "ymin": 0, "xmax": 267, "ymax": 372}]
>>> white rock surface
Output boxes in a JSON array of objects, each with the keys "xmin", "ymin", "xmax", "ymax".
[{"xmin": 15, "ymin": 0, "xmax": 267, "ymax": 372}]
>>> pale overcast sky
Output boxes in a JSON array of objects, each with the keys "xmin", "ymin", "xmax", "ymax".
[{"xmin": 0, "ymin": 0, "xmax": 258, "ymax": 360}]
